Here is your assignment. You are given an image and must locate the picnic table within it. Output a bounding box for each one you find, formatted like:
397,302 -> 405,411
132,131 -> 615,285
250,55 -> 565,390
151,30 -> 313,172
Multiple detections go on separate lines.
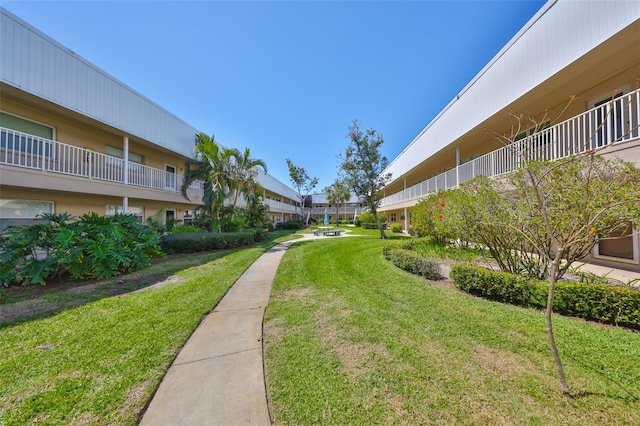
317,226 -> 341,236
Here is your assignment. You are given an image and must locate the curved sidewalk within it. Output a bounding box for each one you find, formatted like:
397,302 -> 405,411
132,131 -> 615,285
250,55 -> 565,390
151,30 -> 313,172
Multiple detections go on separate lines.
140,233 -> 343,425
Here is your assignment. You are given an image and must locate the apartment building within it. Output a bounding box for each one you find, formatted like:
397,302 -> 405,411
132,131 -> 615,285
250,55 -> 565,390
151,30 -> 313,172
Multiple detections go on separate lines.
305,194 -> 362,224
0,8 -> 299,230
378,0 -> 640,271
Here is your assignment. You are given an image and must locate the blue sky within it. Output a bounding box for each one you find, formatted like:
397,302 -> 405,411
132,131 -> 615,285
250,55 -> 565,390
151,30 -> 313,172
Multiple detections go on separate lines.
3,0 -> 545,192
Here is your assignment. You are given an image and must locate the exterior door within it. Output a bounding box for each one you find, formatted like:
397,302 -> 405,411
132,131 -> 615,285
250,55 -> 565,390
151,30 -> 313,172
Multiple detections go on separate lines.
165,164 -> 176,190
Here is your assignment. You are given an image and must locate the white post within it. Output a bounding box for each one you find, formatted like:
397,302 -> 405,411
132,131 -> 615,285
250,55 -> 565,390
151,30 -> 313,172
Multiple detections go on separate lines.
123,136 -> 129,185
456,146 -> 460,187
123,136 -> 129,213
404,207 -> 408,232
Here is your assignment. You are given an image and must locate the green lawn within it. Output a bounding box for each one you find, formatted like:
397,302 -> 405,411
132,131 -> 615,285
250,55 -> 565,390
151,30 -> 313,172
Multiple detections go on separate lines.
0,233 -> 297,425
264,236 -> 640,425
2,231 -> 639,425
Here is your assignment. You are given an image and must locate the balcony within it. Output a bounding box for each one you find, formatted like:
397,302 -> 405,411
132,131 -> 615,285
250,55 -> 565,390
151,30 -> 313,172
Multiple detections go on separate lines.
381,88 -> 640,208
0,128 -> 204,198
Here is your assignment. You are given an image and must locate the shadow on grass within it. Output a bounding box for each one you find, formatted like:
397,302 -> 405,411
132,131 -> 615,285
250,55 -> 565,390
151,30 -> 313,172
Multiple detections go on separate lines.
0,231 -> 295,327
570,389 -> 639,402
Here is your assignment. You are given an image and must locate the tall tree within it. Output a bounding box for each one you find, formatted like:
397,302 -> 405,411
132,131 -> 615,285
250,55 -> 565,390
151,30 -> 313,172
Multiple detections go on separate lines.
324,179 -> 351,225
286,159 -> 318,223
181,132 -> 235,232
229,147 -> 267,219
339,120 -> 392,239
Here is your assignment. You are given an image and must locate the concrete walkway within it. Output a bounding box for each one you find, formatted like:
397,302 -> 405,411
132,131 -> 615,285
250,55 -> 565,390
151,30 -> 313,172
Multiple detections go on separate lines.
140,233 -> 345,426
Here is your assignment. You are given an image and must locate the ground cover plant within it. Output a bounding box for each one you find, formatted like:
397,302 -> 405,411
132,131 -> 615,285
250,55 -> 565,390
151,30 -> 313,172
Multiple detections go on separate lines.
264,236 -> 640,425
0,232 -> 296,425
0,213 -> 162,286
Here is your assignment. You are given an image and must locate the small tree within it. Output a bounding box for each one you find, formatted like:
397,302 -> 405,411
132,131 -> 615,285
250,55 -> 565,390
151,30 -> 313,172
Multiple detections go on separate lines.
286,159 -> 318,224
339,120 -> 392,239
324,179 -> 351,224
485,96 -> 640,395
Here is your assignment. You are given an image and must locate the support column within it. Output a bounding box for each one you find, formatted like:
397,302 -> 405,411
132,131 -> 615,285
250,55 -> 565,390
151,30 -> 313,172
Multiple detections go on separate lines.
456,146 -> 460,187
123,136 -> 129,213
123,136 -> 129,185
404,207 -> 408,232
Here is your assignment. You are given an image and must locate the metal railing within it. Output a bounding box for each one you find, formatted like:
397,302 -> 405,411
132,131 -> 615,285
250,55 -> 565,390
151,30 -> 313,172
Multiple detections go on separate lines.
380,88 -> 640,207
0,127 -> 204,197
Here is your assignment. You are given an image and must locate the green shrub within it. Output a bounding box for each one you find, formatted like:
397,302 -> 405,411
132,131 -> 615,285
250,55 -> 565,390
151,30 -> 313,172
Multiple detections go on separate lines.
383,246 -> 441,280
450,264 -> 640,330
357,211 -> 387,226
244,227 -> 268,242
390,223 -> 403,233
361,222 -> 379,229
275,221 -> 305,230
0,213 -> 163,286
171,225 -> 206,234
159,232 -> 255,254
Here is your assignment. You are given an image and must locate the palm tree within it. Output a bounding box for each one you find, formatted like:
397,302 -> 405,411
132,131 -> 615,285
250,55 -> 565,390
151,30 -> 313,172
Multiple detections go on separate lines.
244,186 -> 271,228
229,147 -> 267,218
325,179 -> 351,225
181,133 -> 236,232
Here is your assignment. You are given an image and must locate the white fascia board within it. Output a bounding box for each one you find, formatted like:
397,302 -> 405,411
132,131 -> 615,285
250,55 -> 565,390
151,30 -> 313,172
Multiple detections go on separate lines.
257,170 -> 299,200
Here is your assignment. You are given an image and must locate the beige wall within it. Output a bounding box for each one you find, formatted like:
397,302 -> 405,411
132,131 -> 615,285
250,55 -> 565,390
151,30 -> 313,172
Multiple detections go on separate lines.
1,93 -> 192,173
1,187 -> 197,224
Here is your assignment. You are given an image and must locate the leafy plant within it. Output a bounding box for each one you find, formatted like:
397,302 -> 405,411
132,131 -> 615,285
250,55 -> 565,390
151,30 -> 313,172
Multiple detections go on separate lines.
0,213 -> 163,286
339,120 -> 392,239
451,263 -> 640,330
390,223 -> 403,233
357,211 -> 387,227
383,246 -> 442,280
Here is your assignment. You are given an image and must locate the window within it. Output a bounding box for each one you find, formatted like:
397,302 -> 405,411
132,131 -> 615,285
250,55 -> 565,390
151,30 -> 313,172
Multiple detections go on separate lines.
595,224 -> 637,261
105,205 -> 144,223
165,164 -> 176,190
390,213 -> 396,222
0,199 -> 53,231
184,209 -> 193,224
592,93 -> 624,148
0,112 -> 54,139
106,145 -> 143,164
514,121 -> 551,144
0,112 -> 54,157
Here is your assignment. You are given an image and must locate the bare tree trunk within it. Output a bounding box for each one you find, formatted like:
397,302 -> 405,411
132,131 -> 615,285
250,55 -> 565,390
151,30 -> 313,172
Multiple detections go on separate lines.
547,249 -> 571,395
372,209 -> 387,239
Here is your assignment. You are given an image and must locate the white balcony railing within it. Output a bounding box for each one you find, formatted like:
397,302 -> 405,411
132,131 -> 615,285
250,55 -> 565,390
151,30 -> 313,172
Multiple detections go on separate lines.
0,128 -> 204,197
381,88 -> 640,207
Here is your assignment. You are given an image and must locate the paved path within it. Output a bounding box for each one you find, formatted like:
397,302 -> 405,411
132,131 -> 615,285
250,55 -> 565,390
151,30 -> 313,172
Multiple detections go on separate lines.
140,232 -> 348,426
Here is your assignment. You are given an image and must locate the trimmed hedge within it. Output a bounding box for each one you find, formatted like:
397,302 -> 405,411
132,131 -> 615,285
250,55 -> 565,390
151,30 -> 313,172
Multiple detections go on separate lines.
450,263 -> 640,330
390,223 -> 403,233
160,232 -> 255,254
383,246 -> 442,280
275,221 -> 305,230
